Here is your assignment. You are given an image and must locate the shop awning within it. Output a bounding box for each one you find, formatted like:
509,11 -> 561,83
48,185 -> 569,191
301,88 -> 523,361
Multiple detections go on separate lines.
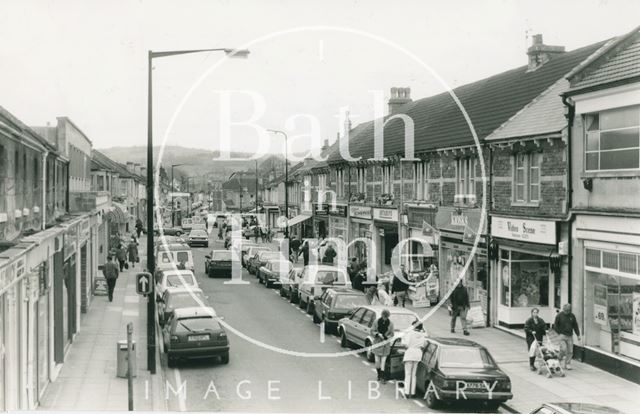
284,213 -> 312,228
105,202 -> 128,224
493,237 -> 556,256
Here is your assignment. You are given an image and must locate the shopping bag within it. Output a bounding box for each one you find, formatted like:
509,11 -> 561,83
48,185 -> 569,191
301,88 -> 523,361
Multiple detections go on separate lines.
124,262 -> 129,270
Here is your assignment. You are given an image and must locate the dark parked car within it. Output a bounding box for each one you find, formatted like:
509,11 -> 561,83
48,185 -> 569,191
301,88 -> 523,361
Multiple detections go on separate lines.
413,337 -> 512,410
247,250 -> 283,275
312,288 -> 368,333
187,229 -> 209,247
205,250 -> 234,278
155,226 -> 184,237
158,287 -> 207,326
257,259 -> 291,287
279,268 -> 302,302
162,307 -> 228,367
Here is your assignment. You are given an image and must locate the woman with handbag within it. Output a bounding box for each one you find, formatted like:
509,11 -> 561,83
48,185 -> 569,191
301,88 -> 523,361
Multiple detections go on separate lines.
524,307 -> 546,371
371,309 -> 394,383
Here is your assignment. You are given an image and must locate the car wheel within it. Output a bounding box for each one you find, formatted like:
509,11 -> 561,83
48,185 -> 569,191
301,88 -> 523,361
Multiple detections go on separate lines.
340,330 -> 350,348
306,300 -> 313,315
312,311 -> 321,324
323,319 -> 333,334
167,356 -> 177,368
299,296 -> 306,309
365,340 -> 374,362
220,352 -> 230,364
265,279 -> 271,288
176,231 -> 182,236
280,287 -> 286,297
425,384 -> 439,409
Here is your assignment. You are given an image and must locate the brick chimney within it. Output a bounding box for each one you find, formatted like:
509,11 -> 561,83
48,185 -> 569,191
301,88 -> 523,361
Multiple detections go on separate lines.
140,166 -> 147,176
322,138 -> 329,151
527,34 -> 565,71
126,162 -> 134,173
134,163 -> 141,175
388,87 -> 412,115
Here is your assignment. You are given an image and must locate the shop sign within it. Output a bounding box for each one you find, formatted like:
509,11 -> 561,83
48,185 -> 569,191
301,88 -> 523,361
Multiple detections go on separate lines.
594,284 -> 608,326
491,217 -> 556,245
407,206 -> 437,229
435,207 -> 486,235
350,206 -> 372,219
373,208 -> 398,222
94,275 -> 108,296
314,203 -> 329,216
328,204 -> 348,217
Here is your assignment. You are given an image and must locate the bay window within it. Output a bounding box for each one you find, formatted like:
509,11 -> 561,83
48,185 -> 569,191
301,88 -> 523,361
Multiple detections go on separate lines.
585,105 -> 640,171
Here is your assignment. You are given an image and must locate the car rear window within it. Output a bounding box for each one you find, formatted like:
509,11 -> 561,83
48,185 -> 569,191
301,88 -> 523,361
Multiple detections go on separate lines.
175,316 -> 219,332
314,270 -> 346,284
176,252 -> 190,263
212,251 -> 232,261
334,295 -> 368,309
166,274 -> 195,287
439,347 -> 495,369
389,313 -> 419,330
191,230 -> 207,237
168,292 -> 206,308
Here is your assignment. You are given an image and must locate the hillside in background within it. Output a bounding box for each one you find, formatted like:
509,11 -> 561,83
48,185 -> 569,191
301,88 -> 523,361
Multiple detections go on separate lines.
99,146 -> 283,180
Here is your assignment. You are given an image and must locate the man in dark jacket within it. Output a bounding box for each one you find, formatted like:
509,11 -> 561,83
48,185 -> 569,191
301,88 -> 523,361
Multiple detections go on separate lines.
450,281 -> 470,335
289,238 -> 302,263
323,244 -> 337,265
299,240 -> 310,266
553,303 -> 581,370
103,256 -> 120,302
391,264 -> 410,307
116,244 -> 127,271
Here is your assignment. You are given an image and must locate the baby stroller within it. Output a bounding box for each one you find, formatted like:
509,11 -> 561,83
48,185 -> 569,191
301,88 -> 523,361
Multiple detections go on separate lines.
531,329 -> 565,378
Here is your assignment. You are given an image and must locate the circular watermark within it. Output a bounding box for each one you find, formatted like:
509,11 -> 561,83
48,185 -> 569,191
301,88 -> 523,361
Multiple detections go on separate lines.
153,25 -> 487,359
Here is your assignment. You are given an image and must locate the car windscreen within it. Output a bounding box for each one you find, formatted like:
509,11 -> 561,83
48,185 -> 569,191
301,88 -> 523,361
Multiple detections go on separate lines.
314,270 -> 346,284
389,313 -> 419,331
168,292 -> 206,308
190,230 -> 207,237
175,251 -> 190,264
175,316 -> 218,333
334,295 -> 368,309
438,347 -> 495,369
166,274 -> 195,287
212,251 -> 232,261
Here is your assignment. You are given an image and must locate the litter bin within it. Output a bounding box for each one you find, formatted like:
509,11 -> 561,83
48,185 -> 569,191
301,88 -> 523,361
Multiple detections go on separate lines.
116,340 -> 137,378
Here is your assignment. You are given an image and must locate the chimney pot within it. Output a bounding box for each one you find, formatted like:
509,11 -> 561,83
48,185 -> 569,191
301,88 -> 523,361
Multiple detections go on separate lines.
388,86 -> 413,115
527,33 -> 565,71
532,34 -> 543,45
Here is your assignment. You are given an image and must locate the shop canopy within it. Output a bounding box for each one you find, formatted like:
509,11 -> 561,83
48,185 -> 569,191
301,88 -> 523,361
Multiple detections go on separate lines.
283,213 -> 312,228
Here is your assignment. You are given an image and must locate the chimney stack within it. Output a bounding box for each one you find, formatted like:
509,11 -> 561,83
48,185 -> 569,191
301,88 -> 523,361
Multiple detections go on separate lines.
126,162 -> 134,172
322,138 -> 329,151
134,163 -> 141,175
527,34 -> 565,71
140,166 -> 147,176
388,87 -> 412,115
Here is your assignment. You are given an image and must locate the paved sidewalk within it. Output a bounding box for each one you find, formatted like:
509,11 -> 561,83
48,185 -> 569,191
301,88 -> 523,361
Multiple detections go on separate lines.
39,237 -> 166,411
404,302 -> 640,414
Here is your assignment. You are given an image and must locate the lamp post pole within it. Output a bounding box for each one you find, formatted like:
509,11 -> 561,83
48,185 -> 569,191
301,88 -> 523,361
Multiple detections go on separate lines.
267,130 -> 288,239
146,47 -> 249,374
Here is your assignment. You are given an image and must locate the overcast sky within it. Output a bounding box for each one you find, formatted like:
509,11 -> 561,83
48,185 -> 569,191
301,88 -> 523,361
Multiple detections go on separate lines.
1,0 -> 638,157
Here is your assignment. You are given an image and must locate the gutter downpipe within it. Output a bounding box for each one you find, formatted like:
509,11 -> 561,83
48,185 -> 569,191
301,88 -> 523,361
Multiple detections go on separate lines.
562,94 -> 576,307
42,151 -> 48,230
486,143 -> 493,327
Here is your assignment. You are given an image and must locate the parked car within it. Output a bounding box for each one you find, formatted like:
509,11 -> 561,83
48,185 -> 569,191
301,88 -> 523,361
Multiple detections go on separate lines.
162,307 -> 228,367
158,287 -> 208,326
247,250 -> 283,275
181,218 -> 193,233
257,259 -> 292,287
297,265 -> 351,314
312,288 -> 368,332
154,269 -> 199,301
338,305 -> 421,361
243,246 -> 269,268
205,250 -> 235,278
242,225 -> 257,239
191,223 -> 207,231
155,226 -> 184,236
279,267 -> 302,302
187,229 -> 209,247
413,337 -> 512,409
527,403 -> 625,414
155,243 -> 194,272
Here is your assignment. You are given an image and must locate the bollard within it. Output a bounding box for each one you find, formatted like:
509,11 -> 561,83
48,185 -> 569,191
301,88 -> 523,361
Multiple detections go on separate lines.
127,322 -> 134,411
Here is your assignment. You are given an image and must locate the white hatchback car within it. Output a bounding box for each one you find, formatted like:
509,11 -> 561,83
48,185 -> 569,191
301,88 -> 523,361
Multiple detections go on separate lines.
297,265 -> 351,314
154,269 -> 199,301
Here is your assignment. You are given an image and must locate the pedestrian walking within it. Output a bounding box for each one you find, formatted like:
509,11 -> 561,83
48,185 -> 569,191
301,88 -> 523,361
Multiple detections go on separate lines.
289,238 -> 302,263
553,303 -> 581,370
377,283 -> 394,306
127,237 -> 139,268
450,281 -> 470,335
353,269 -> 365,292
102,256 -> 119,302
116,243 -> 127,271
392,264 -> 410,307
524,307 -> 547,371
254,226 -> 260,243
401,328 -> 427,397
299,240 -> 310,266
322,243 -> 337,265
372,309 -> 394,383
135,218 -> 143,238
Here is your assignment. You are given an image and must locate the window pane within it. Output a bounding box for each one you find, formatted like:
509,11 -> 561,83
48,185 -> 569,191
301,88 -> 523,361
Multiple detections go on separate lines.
586,152 -> 599,171
516,169 -> 524,184
586,131 -> 600,151
530,184 -> 539,202
586,114 -> 599,131
516,184 -> 524,201
585,249 -> 601,267
602,251 -> 618,270
600,128 -> 639,150
600,149 -> 639,170
600,105 -> 639,130
619,253 -> 637,274
530,168 -> 539,184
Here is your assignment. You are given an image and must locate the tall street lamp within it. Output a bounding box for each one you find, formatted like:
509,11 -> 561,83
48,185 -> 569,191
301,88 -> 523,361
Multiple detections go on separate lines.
266,129 -> 288,239
147,47 -> 249,374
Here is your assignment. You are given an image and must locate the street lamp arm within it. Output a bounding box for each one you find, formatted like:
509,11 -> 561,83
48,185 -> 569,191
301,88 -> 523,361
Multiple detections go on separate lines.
151,48 -> 249,59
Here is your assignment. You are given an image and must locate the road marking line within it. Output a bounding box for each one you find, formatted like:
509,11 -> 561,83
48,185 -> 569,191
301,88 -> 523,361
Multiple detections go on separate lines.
173,368 -> 187,412
361,360 -> 370,366
413,400 -> 425,408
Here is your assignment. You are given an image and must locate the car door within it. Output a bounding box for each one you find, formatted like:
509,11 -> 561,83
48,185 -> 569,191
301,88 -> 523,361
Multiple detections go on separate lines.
316,290 -> 331,320
298,268 -> 311,301
344,308 -> 366,343
416,342 -> 438,393
353,310 -> 375,346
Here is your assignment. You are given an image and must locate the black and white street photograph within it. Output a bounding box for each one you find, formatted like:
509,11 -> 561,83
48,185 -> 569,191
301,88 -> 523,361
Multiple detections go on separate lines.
1,1 -> 640,413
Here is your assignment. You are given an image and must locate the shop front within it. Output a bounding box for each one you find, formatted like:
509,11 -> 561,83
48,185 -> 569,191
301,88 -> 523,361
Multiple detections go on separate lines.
436,207 -> 488,318
313,203 -> 329,239
405,204 -> 439,269
328,204 -> 348,240
491,216 -> 560,329
574,214 -> 640,384
373,207 -> 399,273
263,205 -> 280,230
349,205 -> 373,264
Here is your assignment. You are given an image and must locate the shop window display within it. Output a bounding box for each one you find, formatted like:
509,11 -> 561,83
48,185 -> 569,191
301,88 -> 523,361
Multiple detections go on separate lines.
499,249 -> 549,307
441,244 -> 487,306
